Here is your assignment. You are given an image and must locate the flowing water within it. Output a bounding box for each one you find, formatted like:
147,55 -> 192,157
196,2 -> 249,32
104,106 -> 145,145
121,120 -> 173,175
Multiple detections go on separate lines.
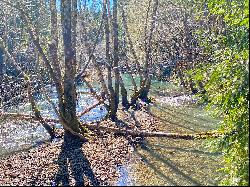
115,76 -> 223,186
0,74 -> 223,185
0,85 -> 107,156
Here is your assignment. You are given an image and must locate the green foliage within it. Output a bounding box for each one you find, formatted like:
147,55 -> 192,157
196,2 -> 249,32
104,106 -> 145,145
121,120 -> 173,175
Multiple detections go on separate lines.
191,0 -> 249,185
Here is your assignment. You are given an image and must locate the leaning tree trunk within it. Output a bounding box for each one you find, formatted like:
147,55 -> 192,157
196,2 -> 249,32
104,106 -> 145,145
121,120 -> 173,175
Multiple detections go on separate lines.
183,11 -> 198,94
120,3 -> 140,92
49,0 -> 65,118
139,78 -> 151,102
140,0 -> 158,102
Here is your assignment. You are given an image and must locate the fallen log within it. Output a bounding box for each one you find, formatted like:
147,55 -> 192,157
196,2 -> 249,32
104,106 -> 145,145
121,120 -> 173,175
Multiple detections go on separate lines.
83,123 -> 223,140
0,112 -> 224,140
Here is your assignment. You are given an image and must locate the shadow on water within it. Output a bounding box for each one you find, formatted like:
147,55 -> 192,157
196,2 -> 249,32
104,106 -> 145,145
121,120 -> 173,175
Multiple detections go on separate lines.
53,132 -> 100,186
157,105 -> 219,124
135,150 -> 179,186
152,106 -> 206,129
147,143 -> 221,157
148,103 -> 220,132
147,109 -> 198,133
138,145 -> 202,186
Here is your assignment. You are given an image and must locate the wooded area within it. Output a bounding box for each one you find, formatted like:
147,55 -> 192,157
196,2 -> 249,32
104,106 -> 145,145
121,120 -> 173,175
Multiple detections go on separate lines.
0,0 -> 248,186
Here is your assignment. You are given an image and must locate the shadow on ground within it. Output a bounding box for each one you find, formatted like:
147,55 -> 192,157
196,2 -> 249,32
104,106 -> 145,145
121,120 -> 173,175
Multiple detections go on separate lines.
53,132 -> 100,186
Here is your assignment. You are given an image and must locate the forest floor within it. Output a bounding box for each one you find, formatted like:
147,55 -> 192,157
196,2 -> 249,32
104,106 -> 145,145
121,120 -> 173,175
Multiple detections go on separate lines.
0,97 -> 224,186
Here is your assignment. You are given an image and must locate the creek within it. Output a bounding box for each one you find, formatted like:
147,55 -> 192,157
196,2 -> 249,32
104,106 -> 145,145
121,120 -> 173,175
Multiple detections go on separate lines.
0,74 -> 223,185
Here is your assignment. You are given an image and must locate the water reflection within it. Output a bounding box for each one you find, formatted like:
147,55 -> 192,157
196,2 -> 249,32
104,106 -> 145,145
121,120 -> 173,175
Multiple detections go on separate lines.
128,101 -> 222,186
116,165 -> 134,186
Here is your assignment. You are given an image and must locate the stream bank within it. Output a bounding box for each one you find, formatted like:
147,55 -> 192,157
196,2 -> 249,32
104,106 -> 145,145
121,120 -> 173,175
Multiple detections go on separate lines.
0,78 -> 224,185
0,108 -> 157,185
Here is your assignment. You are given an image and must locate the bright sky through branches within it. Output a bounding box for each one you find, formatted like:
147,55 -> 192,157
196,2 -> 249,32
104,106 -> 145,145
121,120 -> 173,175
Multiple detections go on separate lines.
55,0 -> 109,12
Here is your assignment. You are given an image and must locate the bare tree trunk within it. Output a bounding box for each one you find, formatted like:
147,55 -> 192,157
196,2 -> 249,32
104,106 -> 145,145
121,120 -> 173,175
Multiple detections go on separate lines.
0,14 -> 7,78
61,0 -> 80,133
183,12 -> 198,94
103,0 -> 116,120
119,74 -> 129,109
140,0 -> 158,101
176,66 -> 187,89
139,78 -> 151,101
27,80 -> 55,139
103,0 -> 113,93
130,0 -> 159,105
0,48 -> 4,78
78,7 -> 110,99
112,0 -> 120,119
72,0 -> 77,58
92,55 -> 109,97
49,0 -> 64,115
120,3 -> 141,91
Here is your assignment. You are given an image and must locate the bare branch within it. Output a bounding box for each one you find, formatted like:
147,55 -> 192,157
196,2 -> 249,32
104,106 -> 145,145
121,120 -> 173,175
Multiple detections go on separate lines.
77,100 -> 104,117
75,14 -> 104,81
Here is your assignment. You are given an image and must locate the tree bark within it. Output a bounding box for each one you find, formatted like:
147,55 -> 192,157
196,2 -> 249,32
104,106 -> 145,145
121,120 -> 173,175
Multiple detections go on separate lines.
49,0 -> 64,114
103,0 -> 116,120
0,48 -> 4,78
136,0 -> 159,103
143,0 -> 158,79
183,12 -> 198,94
92,55 -> 110,98
120,3 -> 141,90
119,74 -> 129,109
27,80 -> 55,139
61,0 -> 80,133
112,0 -> 120,119
139,78 -> 151,102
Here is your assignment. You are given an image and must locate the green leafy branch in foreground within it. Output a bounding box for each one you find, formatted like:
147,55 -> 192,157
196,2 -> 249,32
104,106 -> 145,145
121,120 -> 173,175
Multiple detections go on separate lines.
191,0 -> 249,185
